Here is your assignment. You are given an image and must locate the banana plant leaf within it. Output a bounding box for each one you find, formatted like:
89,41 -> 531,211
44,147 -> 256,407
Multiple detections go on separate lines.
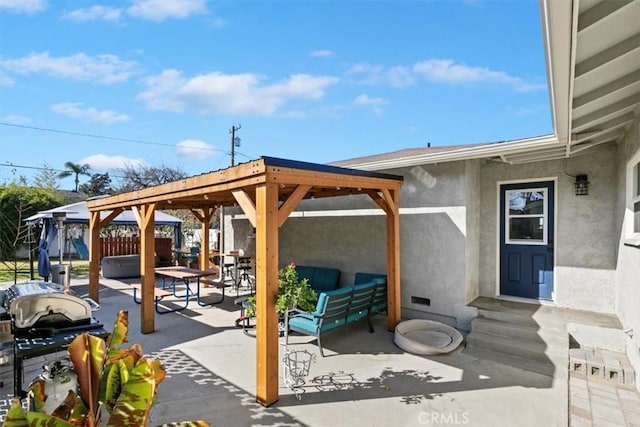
4,399 -> 29,427
157,422 -> 211,427
106,357 -> 160,427
67,333 -> 106,420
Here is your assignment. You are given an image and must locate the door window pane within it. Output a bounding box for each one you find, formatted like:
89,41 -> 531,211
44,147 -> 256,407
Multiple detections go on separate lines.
506,187 -> 547,244
509,191 -> 545,214
509,217 -> 544,241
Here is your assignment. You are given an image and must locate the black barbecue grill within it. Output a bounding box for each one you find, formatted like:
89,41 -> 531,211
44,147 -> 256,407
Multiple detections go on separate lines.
2,281 -> 101,337
0,281 -> 107,398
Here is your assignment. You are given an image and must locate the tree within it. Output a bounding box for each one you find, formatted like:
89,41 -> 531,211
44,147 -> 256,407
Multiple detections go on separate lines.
113,163 -> 187,192
112,164 -> 212,248
33,162 -> 60,190
79,172 -> 114,197
58,161 -> 91,192
0,185 -> 60,281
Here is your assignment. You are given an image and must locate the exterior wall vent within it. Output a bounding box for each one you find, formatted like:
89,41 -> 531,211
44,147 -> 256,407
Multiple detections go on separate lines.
411,296 -> 431,306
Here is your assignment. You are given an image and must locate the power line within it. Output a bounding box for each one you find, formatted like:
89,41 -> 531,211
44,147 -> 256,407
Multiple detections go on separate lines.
0,122 -> 226,153
0,161 -> 127,179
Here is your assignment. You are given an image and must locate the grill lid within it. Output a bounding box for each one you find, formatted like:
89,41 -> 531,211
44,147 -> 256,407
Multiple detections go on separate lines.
5,282 -> 93,330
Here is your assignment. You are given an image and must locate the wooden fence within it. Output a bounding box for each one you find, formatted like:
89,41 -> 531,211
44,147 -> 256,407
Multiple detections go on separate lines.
99,237 -> 173,265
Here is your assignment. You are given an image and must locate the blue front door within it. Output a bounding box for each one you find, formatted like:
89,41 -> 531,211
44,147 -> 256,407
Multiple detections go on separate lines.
499,181 -> 554,300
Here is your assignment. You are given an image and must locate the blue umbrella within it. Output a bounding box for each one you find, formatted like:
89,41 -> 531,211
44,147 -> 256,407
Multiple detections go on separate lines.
37,226 -> 51,279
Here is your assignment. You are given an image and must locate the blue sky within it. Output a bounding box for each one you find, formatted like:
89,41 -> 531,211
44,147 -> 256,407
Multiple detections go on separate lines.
0,0 -> 552,190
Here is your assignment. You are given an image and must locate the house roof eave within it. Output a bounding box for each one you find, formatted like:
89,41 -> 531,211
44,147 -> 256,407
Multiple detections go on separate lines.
539,0 -> 575,146
339,134 -> 560,171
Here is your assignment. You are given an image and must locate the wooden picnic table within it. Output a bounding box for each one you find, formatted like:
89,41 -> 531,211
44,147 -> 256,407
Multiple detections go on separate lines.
136,266 -> 228,313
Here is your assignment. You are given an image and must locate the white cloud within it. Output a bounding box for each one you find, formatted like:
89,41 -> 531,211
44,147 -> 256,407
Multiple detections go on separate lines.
127,0 -> 207,22
0,52 -> 138,84
346,62 -> 414,87
345,58 -> 543,92
51,102 -> 130,125
138,69 -> 339,116
0,0 -> 46,14
387,66 -> 415,88
0,71 -> 14,86
2,115 -> 32,125
62,6 -> 122,22
310,50 -> 334,58
353,94 -> 385,116
346,62 -> 383,76
176,139 -> 215,159
80,154 -> 147,172
413,59 -> 545,91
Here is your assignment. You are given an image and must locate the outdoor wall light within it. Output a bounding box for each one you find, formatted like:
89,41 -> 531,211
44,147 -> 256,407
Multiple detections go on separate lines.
575,174 -> 589,196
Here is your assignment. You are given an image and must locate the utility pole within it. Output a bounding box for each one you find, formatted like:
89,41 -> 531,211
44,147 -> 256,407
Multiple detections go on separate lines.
230,124 -> 241,166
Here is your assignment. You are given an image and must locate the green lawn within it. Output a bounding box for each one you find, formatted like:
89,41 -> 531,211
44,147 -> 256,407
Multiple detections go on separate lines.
0,260 -> 90,283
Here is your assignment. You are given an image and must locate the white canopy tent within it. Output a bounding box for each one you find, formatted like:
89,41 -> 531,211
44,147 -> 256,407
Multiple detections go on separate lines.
25,200 -> 183,264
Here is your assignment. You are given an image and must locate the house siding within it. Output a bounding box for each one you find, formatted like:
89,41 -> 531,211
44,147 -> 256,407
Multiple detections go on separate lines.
615,116 -> 640,389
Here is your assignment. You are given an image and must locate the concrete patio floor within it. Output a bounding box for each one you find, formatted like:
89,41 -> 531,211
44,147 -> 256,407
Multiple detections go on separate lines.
3,276 -> 569,426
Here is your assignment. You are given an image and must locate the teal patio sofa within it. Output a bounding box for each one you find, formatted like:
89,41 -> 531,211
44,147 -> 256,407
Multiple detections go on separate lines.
285,273 -> 388,356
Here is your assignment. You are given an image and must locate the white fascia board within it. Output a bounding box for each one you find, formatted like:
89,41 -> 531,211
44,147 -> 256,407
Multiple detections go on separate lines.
347,134 -> 560,171
539,0 -> 575,145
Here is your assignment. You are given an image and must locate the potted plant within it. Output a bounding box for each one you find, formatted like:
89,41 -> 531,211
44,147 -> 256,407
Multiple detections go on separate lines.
245,263 -> 317,318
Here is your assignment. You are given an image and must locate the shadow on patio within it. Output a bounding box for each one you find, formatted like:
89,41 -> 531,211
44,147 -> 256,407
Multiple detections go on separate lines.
2,278 -> 565,426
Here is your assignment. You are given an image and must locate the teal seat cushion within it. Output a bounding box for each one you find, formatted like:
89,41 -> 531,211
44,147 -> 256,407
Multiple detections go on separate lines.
289,315 -> 318,335
324,286 -> 352,298
319,317 -> 346,332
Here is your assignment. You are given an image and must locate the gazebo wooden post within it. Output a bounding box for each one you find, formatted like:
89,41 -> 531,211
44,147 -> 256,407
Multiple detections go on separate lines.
138,204 -> 156,334
88,211 -> 102,303
255,182 -> 280,406
385,188 -> 401,330
191,208 -> 215,271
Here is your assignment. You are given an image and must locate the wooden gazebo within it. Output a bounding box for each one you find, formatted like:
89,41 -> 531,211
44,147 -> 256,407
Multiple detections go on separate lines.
86,156 -> 403,406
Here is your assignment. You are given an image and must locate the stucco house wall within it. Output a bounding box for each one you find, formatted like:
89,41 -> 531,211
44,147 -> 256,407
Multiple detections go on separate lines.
225,140 -> 628,335
478,146 -> 619,314
614,116 -> 640,385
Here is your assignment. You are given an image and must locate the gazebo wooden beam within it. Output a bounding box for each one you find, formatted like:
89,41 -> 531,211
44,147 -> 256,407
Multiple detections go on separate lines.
138,203 -> 156,334
232,190 -> 257,228
255,182 -> 280,406
88,207 -> 125,302
384,189 -> 401,331
277,185 -> 311,228
196,208 -> 216,271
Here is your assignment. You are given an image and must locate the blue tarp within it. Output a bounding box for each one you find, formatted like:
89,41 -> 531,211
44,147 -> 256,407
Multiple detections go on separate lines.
37,225 -> 56,279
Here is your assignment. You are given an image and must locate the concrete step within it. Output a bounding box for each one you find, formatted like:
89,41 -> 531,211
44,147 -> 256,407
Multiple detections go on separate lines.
463,345 -> 561,378
469,296 -> 621,329
471,317 -> 567,346
474,306 -> 567,330
465,330 -> 567,366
